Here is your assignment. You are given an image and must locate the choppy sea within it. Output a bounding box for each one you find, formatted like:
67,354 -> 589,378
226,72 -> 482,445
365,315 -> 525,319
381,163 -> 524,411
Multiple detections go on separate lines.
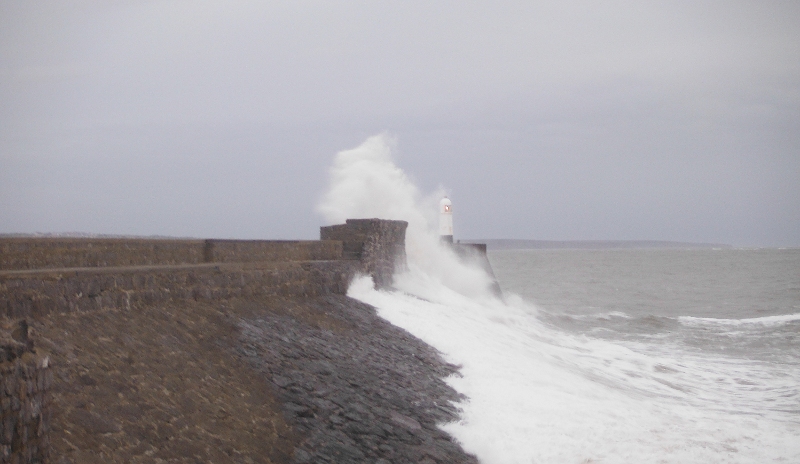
349,247 -> 800,464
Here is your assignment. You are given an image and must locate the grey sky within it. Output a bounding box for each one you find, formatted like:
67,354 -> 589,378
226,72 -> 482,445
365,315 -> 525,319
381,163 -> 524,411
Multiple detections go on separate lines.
1,1 -> 798,246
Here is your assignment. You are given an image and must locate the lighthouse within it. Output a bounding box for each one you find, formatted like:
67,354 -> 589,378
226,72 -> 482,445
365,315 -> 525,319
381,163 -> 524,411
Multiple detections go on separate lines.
439,197 -> 453,243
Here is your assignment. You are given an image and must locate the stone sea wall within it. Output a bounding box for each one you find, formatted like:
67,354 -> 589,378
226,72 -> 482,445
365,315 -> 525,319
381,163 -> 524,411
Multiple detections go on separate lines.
0,320 -> 52,464
0,238 -> 342,271
320,219 -> 408,289
0,220 -> 409,320
0,261 -> 357,320
0,219 -> 485,463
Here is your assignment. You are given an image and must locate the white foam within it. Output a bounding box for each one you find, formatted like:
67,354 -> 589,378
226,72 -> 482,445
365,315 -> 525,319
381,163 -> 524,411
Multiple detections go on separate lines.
680,313 -> 800,327
322,135 -> 800,463
566,310 -> 631,320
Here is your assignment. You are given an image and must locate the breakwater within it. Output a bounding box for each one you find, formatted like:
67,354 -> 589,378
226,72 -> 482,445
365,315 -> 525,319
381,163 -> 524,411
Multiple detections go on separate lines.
0,219 -> 483,463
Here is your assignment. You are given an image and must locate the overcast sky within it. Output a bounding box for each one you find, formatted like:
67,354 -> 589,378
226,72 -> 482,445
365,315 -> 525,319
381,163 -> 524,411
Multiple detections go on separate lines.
1,1 -> 798,246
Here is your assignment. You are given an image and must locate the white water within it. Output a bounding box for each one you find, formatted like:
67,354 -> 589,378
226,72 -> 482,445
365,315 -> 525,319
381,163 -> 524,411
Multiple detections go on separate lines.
317,134 -> 496,298
680,313 -> 800,326
319,135 -> 800,463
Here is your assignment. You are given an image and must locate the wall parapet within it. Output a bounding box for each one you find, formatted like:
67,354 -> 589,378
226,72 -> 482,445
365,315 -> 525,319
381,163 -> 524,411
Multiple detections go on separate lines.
0,238 -> 342,271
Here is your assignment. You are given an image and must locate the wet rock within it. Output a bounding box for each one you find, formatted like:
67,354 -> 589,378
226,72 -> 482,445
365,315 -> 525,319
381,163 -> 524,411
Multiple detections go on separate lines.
390,411 -> 422,431
236,295 -> 478,463
68,409 -> 121,435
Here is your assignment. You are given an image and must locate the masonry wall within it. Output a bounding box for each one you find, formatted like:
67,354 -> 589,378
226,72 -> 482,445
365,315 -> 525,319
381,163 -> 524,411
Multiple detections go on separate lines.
320,219 -> 408,289
0,238 -> 342,271
0,261 -> 357,320
0,239 -> 205,271
205,240 -> 342,264
0,220 -> 413,462
0,220 -> 412,319
0,321 -> 51,464
0,221 -> 476,462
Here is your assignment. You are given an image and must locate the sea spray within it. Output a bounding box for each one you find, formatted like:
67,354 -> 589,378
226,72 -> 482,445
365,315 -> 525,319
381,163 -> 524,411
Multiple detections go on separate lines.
320,135 -> 800,463
317,133 -> 495,298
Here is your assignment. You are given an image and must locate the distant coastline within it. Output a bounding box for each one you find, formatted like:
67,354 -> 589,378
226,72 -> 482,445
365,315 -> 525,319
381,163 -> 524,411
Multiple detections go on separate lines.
463,239 -> 733,250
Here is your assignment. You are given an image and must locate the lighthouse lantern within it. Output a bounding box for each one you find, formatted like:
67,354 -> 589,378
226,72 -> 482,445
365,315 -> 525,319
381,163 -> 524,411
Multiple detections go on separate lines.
439,197 -> 454,243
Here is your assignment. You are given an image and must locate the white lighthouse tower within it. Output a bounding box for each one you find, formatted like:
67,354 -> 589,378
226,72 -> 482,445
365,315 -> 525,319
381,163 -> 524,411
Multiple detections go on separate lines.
439,197 -> 453,243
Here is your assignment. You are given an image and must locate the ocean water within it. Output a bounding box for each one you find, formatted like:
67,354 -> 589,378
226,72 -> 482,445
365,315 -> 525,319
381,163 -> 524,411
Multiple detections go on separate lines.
349,248 -> 800,464
490,248 -> 800,365
320,135 -> 800,463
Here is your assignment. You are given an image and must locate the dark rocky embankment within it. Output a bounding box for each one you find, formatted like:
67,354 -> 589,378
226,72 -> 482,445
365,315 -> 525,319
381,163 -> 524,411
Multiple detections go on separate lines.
237,296 -> 474,463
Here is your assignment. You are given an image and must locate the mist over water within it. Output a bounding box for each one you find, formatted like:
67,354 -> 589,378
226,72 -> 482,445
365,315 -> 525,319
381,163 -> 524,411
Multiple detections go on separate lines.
319,136 -> 800,463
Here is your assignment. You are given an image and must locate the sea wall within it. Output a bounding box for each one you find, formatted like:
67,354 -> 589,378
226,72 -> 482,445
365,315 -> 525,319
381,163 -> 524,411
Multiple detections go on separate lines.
0,261 -> 357,320
205,239 -> 342,264
0,227 -> 407,320
0,220 -> 481,463
320,219 -> 408,288
0,320 -> 51,464
0,238 -> 342,271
